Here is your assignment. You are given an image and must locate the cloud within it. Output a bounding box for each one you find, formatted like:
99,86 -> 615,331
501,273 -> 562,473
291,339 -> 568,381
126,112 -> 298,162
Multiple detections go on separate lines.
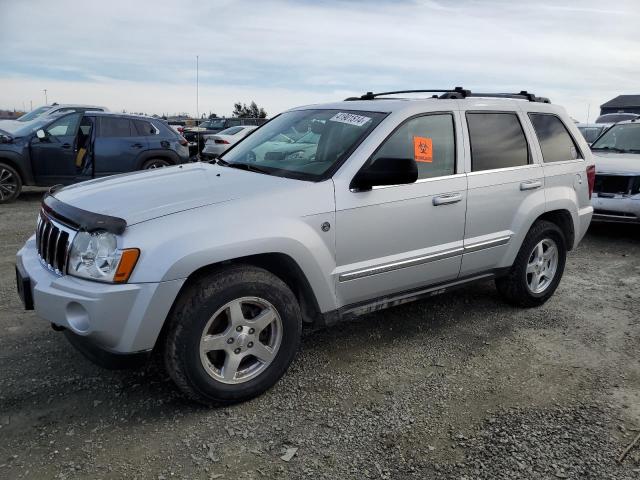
1,0 -> 639,120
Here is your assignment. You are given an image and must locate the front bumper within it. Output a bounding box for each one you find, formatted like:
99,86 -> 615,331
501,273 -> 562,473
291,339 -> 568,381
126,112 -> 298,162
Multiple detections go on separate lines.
16,236 -> 185,354
591,195 -> 640,223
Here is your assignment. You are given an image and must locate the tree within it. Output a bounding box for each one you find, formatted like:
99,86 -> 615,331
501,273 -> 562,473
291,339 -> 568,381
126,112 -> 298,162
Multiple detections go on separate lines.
232,101 -> 267,119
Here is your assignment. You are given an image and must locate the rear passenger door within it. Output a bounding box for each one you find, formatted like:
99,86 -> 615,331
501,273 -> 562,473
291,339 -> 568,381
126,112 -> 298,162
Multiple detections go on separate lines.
460,110 -> 545,277
334,112 -> 467,306
93,117 -> 149,176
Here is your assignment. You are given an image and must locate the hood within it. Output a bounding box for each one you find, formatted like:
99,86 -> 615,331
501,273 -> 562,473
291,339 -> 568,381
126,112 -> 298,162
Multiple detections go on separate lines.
592,151 -> 640,175
52,162 -> 298,226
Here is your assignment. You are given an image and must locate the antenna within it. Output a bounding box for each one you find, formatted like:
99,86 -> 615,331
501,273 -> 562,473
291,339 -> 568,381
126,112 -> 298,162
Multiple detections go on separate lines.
196,56 -> 199,159
43,89 -> 48,104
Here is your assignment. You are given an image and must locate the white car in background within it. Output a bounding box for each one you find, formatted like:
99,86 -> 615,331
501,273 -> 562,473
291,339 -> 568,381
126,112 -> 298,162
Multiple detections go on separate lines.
201,125 -> 258,160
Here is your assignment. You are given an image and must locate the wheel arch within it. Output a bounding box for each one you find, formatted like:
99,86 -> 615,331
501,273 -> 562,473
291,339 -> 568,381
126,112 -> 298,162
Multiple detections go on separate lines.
537,209 -> 575,251
0,154 -> 32,185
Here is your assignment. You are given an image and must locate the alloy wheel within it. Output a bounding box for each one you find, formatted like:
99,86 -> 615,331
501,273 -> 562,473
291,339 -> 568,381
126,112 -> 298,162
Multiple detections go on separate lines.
199,297 -> 283,384
526,238 -> 558,294
0,167 -> 17,201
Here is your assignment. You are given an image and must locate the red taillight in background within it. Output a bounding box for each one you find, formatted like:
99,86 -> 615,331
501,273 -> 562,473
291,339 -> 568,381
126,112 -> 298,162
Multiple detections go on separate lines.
178,127 -> 184,134
586,164 -> 596,199
179,137 -> 188,147
215,139 -> 229,144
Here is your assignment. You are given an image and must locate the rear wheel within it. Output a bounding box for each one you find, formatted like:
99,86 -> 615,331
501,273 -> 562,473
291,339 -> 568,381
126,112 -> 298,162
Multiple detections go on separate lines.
0,162 -> 22,203
496,220 -> 566,307
163,265 -> 302,406
142,158 -> 171,169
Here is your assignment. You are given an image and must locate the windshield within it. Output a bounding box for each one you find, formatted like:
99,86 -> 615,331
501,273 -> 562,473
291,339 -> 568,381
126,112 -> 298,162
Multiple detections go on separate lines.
221,109 -> 386,181
16,106 -> 51,122
591,123 -> 640,153
199,119 -> 225,129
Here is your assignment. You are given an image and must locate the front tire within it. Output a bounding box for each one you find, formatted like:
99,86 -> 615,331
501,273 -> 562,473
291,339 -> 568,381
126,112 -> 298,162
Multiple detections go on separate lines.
496,220 -> 567,307
0,162 -> 22,203
163,265 -> 302,406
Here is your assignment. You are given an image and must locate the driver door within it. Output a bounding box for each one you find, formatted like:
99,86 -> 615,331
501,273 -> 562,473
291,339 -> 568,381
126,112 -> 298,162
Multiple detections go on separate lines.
30,112 -> 82,185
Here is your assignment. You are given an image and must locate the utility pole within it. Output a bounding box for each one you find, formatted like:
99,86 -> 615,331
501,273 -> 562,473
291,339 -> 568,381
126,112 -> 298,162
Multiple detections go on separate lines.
196,55 -> 200,158
43,89 -> 48,104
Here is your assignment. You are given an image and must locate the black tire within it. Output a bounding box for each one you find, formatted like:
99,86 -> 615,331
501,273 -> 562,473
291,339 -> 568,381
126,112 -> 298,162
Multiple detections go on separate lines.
142,158 -> 171,169
495,220 -> 567,308
163,265 -> 302,406
0,162 -> 22,203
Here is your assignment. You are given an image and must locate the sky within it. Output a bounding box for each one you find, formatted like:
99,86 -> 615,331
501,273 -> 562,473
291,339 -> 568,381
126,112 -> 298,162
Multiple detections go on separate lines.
1,0 -> 639,122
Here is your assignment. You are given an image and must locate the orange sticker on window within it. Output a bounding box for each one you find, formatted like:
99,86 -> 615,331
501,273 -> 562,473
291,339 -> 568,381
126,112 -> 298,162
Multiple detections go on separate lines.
413,136 -> 433,162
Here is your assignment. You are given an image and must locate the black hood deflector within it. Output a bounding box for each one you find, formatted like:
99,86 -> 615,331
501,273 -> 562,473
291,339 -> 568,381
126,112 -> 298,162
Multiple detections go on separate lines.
43,190 -> 127,234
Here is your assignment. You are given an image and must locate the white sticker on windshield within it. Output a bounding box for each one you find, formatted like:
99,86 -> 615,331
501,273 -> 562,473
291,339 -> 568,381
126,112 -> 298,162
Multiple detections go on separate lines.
329,112 -> 371,127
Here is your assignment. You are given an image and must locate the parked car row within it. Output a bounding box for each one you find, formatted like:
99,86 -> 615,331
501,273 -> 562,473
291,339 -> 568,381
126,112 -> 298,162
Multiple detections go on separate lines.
0,111 -> 189,202
182,117 -> 268,156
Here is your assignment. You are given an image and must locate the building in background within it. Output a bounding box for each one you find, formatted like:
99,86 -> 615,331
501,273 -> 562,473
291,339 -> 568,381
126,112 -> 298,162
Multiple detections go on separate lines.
600,95 -> 640,116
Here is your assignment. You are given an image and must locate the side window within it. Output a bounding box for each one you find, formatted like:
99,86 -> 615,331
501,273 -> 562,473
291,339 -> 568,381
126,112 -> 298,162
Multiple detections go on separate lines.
45,113 -> 82,137
467,112 -> 529,171
99,117 -> 132,137
529,113 -> 582,162
371,113 -> 456,180
133,120 -> 156,136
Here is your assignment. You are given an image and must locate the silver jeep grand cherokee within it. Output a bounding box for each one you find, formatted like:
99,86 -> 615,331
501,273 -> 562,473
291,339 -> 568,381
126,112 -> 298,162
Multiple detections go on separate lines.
16,88 -> 594,405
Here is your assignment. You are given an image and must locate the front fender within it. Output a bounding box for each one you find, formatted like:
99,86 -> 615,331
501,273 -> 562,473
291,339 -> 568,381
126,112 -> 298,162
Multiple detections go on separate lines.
122,198 -> 338,313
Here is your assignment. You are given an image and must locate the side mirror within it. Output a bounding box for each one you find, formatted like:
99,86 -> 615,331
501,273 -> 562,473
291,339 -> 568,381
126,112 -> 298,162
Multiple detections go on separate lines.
350,157 -> 418,191
0,135 -> 11,144
36,129 -> 46,140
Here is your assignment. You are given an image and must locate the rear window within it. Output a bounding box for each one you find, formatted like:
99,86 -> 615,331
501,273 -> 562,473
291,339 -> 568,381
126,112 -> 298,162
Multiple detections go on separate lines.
133,119 -> 156,136
467,112 -> 529,171
529,114 -> 581,162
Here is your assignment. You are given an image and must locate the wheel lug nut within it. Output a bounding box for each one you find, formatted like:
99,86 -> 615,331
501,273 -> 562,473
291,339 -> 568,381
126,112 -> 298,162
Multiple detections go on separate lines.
248,328 -> 255,334
227,338 -> 234,344
236,326 -> 242,332
234,348 -> 241,354
248,342 -> 253,348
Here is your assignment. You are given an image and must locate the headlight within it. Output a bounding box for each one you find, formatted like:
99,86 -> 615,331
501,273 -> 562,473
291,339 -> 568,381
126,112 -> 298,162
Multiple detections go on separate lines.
68,231 -> 139,283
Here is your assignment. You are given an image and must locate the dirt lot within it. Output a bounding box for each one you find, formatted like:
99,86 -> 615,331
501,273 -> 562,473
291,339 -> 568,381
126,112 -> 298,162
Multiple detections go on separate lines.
1,189 -> 639,480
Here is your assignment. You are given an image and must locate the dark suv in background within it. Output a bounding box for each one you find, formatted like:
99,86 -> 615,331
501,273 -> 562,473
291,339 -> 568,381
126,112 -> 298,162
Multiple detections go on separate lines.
0,112 -> 189,203
183,117 -> 267,155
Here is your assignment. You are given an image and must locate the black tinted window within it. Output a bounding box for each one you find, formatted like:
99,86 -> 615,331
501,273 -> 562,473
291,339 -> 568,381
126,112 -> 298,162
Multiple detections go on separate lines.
372,114 -> 456,180
133,120 -> 155,136
529,114 -> 581,162
100,117 -> 132,137
467,113 -> 529,171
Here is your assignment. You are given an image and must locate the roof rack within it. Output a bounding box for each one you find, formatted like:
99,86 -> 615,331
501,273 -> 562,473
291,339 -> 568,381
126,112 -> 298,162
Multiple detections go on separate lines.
345,87 -> 550,103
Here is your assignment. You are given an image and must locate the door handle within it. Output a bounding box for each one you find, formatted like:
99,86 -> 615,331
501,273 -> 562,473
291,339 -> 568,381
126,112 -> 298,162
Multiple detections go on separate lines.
61,143 -> 72,149
520,180 -> 542,191
131,143 -> 144,148
433,192 -> 462,206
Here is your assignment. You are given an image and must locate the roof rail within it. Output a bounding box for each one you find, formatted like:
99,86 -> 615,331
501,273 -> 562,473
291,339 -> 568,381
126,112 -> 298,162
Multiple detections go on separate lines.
345,87 -> 550,103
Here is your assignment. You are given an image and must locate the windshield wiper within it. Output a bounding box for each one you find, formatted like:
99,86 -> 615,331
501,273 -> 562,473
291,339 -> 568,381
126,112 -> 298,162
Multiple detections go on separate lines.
591,146 -> 627,153
217,159 -> 271,175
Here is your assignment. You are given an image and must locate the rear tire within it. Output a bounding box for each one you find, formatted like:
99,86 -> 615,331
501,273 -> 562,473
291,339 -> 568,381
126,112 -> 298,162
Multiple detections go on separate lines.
163,265 -> 302,406
142,158 -> 171,169
495,220 -> 566,307
0,162 -> 22,203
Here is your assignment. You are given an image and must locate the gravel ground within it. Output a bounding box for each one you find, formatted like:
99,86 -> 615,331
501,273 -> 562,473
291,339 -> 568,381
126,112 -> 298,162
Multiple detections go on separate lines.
1,189 -> 639,479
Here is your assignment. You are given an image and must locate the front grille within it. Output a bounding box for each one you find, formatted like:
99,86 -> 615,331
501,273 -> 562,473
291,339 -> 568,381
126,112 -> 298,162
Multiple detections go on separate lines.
35,212 -> 75,274
594,175 -> 640,195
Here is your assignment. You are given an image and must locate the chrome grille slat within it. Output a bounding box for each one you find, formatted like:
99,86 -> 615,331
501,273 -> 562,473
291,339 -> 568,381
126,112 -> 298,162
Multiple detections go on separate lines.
35,210 -> 77,275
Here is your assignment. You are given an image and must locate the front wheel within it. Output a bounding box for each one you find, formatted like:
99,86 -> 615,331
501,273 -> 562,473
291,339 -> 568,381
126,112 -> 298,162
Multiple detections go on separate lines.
496,220 -> 567,307
0,162 -> 22,203
163,265 -> 302,406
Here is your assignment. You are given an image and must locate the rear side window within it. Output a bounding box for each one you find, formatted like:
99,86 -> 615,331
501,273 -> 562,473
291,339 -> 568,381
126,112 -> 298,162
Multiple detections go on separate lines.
99,117 -> 132,137
133,120 -> 156,136
529,114 -> 581,162
467,112 -> 529,171
371,113 -> 456,180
